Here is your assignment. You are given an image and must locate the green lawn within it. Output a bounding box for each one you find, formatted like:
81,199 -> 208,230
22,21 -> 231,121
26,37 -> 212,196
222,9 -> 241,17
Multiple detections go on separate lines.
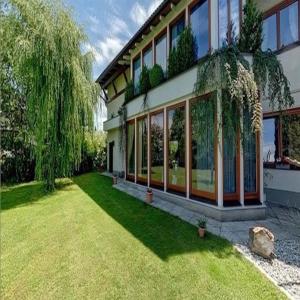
1,172 -> 285,299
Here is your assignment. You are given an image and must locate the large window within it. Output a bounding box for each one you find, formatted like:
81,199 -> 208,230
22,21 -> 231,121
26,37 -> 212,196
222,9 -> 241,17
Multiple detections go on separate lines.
190,95 -> 216,200
133,56 -> 141,95
137,117 -> 148,183
262,1 -> 299,51
263,113 -> 300,170
155,33 -> 167,72
190,0 -> 209,59
168,104 -> 186,193
143,46 -> 153,69
150,111 -> 164,187
218,0 -> 241,46
262,15 -> 277,51
170,16 -> 185,49
126,121 -> 135,180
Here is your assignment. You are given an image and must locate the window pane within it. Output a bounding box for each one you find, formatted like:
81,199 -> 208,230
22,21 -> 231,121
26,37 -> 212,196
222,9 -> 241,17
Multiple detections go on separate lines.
155,34 -> 167,72
263,118 -> 279,163
143,47 -> 153,69
168,106 -> 185,190
223,104 -> 238,194
243,110 -> 257,193
191,97 -> 216,195
280,2 -> 299,47
190,0 -> 209,58
219,0 -> 228,46
137,117 -> 148,180
170,17 -> 185,49
127,122 -> 135,177
231,0 -> 240,38
262,15 -> 277,51
133,56 -> 141,94
282,114 -> 300,163
151,112 -> 164,184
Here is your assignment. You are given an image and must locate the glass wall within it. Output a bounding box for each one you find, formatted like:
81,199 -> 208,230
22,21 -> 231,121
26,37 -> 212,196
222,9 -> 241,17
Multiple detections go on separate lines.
191,96 -> 216,199
262,15 -> 277,51
143,46 -> 153,69
168,105 -> 186,193
219,0 -> 228,46
150,112 -> 164,187
243,110 -> 257,194
170,16 -> 185,49
155,34 -> 167,73
190,0 -> 209,59
133,56 -> 141,94
127,121 -> 135,180
137,117 -> 148,182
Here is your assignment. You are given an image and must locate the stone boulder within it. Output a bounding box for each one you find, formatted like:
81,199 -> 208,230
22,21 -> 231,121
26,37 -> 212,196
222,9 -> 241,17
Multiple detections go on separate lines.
249,227 -> 275,259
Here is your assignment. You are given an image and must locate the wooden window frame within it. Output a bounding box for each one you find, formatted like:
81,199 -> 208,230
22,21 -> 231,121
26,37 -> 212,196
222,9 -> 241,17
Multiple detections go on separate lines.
189,93 -> 218,201
126,119 -> 136,182
149,109 -> 165,188
166,101 -> 187,195
136,115 -> 148,184
263,0 -> 300,51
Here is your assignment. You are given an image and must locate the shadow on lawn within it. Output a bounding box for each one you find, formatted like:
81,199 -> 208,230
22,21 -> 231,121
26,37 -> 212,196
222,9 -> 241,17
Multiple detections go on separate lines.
73,172 -> 239,261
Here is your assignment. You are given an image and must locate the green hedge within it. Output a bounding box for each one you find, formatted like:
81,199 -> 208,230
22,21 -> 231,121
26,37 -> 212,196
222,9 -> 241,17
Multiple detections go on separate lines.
149,64 -> 164,88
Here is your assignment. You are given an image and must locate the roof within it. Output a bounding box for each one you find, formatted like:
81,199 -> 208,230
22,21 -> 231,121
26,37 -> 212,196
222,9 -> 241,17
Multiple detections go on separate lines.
96,0 -> 181,87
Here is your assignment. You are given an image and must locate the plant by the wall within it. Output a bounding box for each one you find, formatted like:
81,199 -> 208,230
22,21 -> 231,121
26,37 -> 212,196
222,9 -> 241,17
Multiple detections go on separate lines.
124,80 -> 134,104
149,64 -> 164,88
139,66 -> 150,94
167,47 -> 179,78
238,0 -> 263,53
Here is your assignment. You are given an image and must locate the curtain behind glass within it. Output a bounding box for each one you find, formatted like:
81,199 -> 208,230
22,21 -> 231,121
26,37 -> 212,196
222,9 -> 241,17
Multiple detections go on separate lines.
137,118 -> 148,179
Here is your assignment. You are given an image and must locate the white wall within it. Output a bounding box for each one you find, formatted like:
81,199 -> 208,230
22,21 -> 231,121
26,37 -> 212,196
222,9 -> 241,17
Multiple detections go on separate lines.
107,128 -> 124,173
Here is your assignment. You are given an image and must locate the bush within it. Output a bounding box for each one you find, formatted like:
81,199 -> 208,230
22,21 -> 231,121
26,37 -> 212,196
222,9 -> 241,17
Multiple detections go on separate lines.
149,64 -> 164,88
139,66 -> 151,94
124,80 -> 134,103
167,47 -> 179,78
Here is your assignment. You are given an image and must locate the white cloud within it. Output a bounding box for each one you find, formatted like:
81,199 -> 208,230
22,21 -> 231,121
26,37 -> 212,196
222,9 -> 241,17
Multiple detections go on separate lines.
109,16 -> 132,37
130,0 -> 163,26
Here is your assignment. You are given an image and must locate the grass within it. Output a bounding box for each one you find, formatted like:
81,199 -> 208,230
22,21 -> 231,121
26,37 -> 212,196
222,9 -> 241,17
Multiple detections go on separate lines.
1,172 -> 285,299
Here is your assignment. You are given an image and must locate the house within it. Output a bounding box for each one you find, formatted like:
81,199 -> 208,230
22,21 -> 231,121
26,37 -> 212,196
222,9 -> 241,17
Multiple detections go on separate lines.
96,0 -> 300,220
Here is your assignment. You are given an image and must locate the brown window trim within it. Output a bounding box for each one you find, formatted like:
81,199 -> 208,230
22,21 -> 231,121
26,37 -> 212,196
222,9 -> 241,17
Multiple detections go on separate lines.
126,119 -> 135,182
149,109 -> 165,188
189,93 -> 217,201
166,101 -> 187,195
263,0 -> 300,51
136,115 -> 148,184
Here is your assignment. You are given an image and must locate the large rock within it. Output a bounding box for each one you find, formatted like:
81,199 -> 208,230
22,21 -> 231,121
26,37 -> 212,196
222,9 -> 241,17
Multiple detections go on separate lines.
249,226 -> 275,259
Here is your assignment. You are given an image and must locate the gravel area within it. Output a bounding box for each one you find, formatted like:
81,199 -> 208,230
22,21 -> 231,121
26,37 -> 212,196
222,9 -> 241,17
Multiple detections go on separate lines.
237,239 -> 300,299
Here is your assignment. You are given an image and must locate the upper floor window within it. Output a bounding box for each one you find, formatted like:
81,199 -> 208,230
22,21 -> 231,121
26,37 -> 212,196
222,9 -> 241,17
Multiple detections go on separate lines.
143,46 -> 153,69
170,16 -> 185,49
155,33 -> 167,72
218,0 -> 241,47
262,1 -> 299,51
133,55 -> 141,94
190,0 -> 209,59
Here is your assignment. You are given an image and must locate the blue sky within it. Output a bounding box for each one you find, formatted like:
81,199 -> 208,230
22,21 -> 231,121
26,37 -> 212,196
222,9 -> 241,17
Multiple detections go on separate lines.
64,0 -> 163,80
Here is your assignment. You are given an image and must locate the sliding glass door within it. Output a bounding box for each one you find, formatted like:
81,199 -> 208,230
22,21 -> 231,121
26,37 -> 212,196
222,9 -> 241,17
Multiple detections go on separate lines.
150,111 -> 164,188
137,116 -> 148,183
167,104 -> 186,194
126,121 -> 135,181
190,95 -> 216,200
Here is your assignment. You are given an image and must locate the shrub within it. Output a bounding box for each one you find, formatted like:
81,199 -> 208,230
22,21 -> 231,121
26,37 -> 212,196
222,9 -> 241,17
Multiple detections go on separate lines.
139,66 -> 151,94
124,80 -> 134,103
167,47 -> 179,78
149,64 -> 164,88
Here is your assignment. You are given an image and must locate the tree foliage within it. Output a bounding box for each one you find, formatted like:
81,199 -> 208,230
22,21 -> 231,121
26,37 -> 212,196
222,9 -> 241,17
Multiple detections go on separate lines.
149,64 -> 164,88
1,0 -> 98,190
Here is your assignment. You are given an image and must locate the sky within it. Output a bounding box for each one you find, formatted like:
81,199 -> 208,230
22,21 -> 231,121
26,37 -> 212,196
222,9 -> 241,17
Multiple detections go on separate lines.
64,0 -> 163,80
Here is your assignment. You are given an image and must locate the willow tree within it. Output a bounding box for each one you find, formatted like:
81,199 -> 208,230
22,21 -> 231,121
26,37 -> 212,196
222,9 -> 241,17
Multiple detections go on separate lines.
1,0 -> 98,190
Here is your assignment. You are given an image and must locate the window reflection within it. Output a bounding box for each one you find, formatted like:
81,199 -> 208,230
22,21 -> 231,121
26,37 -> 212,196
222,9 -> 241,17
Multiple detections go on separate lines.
143,47 -> 153,69
191,96 -> 216,197
133,56 -> 141,94
219,0 -> 228,46
127,122 -> 135,179
190,0 -> 209,59
280,1 -> 299,47
263,118 -> 278,163
168,105 -> 186,192
231,0 -> 240,38
137,117 -> 148,182
170,17 -> 185,49
151,112 -> 164,186
155,34 -> 167,72
262,15 -> 277,51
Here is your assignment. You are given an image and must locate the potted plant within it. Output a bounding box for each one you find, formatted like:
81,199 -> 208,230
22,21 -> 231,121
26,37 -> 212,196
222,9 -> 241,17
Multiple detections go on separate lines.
197,217 -> 207,238
146,188 -> 153,203
112,173 -> 117,185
